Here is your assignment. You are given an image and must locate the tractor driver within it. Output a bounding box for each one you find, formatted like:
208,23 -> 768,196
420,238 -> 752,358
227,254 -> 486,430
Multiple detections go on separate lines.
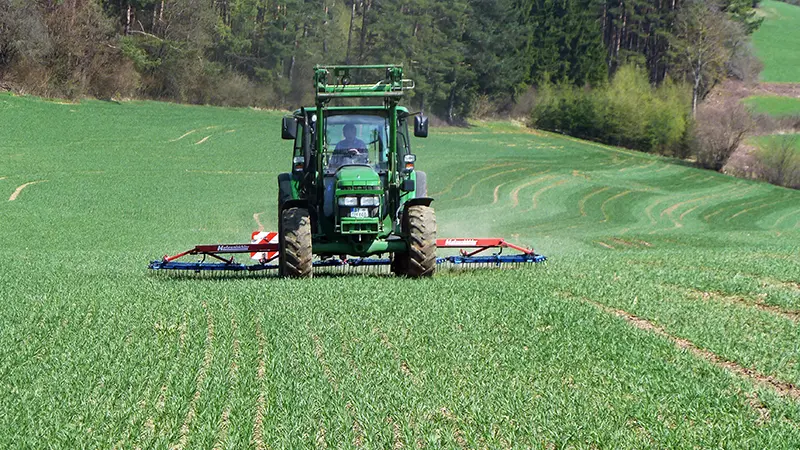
330,123 -> 368,167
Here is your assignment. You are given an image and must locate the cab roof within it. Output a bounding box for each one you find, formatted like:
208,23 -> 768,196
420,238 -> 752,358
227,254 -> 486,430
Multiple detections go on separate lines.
292,105 -> 410,115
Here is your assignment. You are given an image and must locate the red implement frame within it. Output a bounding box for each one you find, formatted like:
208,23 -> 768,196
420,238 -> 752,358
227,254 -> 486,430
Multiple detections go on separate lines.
161,243 -> 280,264
435,238 -> 536,257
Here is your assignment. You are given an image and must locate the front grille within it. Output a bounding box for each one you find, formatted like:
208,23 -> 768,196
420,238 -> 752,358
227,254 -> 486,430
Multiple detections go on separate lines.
341,222 -> 379,234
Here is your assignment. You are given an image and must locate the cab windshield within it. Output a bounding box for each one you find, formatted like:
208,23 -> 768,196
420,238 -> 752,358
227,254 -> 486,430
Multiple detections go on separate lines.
324,114 -> 389,173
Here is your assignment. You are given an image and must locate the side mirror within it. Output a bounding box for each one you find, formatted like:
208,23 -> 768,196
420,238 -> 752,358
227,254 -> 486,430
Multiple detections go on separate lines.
282,117 -> 297,140
414,115 -> 429,138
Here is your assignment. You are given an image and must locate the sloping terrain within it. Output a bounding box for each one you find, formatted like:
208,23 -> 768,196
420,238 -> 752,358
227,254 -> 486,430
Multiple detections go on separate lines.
1,94 -> 799,447
753,0 -> 800,83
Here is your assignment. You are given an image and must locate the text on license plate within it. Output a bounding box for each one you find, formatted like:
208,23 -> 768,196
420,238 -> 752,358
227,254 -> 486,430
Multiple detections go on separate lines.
350,208 -> 369,218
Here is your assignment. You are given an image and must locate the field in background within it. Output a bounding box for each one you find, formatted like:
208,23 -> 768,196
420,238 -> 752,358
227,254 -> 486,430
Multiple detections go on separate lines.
753,0 -> 800,82
1,94 -> 799,447
753,133 -> 800,153
744,95 -> 800,116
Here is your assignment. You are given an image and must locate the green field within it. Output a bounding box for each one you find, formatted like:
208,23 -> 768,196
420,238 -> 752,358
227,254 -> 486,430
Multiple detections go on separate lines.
754,0 -> 800,82
2,94 -> 800,448
744,95 -> 800,116
752,133 -> 800,153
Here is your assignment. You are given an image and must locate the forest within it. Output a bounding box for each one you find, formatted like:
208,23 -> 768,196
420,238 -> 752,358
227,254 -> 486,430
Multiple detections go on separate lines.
0,0 -> 762,118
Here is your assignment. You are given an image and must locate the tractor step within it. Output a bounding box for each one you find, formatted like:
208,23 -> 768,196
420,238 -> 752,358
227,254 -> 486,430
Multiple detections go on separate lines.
148,233 -> 546,273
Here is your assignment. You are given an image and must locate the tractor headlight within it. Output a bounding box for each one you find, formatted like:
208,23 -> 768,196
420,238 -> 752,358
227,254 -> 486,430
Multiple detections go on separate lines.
360,196 -> 380,206
338,196 -> 358,206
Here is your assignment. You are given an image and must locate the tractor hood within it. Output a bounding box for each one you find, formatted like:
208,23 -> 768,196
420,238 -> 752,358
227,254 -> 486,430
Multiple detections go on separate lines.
335,165 -> 381,189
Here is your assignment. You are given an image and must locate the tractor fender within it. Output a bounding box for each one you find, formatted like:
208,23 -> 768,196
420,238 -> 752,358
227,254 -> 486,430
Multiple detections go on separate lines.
401,197 -> 434,231
278,173 -> 293,209
404,197 -> 434,208
281,198 -> 310,212
399,196 -> 435,238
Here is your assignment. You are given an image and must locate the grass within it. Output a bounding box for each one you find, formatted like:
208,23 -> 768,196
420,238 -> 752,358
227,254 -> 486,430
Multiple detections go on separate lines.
744,95 -> 800,116
753,0 -> 800,82
1,94 -> 800,447
751,133 -> 800,154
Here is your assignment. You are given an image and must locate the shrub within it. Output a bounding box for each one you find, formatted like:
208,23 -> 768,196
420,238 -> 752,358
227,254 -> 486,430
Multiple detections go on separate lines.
530,65 -> 690,155
693,100 -> 753,171
756,135 -> 800,188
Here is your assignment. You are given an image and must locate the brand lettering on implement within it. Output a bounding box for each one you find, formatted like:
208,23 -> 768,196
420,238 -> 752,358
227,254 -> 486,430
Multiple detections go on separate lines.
217,245 -> 249,252
445,239 -> 477,246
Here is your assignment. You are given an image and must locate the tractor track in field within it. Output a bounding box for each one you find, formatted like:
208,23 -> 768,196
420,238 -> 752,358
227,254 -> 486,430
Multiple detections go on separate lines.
654,164 -> 674,173
374,327 -> 419,385
170,303 -> 215,450
579,187 -> 610,216
661,190 -> 734,227
618,160 -> 658,172
195,136 -> 212,145
8,180 -> 46,201
437,407 -> 468,449
310,329 -> 365,447
686,289 -> 800,323
644,197 -> 670,227
652,185 -> 754,231
772,207 -> 800,228
704,196 -> 766,222
311,331 -> 337,390
727,198 -> 795,221
492,183 -> 507,204
570,294 -> 800,402
252,317 -> 268,450
524,178 -> 571,211
452,167 -> 529,201
213,308 -> 241,450
346,402 -> 365,448
430,162 -> 516,198
509,174 -> 557,208
169,129 -> 197,142
186,169 -> 273,175
133,309 -> 190,448
599,190 -> 634,223
386,416 -> 404,449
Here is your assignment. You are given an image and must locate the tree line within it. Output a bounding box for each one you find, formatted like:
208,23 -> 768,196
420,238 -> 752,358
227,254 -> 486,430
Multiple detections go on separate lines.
0,0 -> 762,118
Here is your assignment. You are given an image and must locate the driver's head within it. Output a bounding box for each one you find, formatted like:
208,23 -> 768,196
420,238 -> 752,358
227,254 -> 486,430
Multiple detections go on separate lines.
343,123 -> 357,140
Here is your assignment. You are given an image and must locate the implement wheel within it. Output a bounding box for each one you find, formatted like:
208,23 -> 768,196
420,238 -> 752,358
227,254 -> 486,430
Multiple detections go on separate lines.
279,207 -> 312,278
402,205 -> 437,278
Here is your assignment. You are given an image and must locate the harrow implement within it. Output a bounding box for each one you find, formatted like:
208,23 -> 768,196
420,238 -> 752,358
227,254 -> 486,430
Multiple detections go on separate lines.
148,233 -> 546,273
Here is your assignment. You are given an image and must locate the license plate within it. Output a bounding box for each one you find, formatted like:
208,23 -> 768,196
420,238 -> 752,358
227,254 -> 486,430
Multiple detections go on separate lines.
350,208 -> 369,218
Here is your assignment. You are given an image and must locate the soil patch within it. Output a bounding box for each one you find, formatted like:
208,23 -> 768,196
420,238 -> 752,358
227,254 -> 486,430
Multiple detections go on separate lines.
253,212 -> 265,232
8,180 -> 47,201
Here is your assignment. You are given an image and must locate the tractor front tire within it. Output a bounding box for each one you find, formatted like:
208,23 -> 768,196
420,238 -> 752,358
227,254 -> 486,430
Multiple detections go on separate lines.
390,252 -> 408,276
403,205 -> 437,278
279,207 -> 312,278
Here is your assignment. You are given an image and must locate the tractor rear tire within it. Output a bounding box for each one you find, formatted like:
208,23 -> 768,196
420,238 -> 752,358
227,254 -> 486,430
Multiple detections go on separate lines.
279,207 -> 312,278
403,205 -> 437,278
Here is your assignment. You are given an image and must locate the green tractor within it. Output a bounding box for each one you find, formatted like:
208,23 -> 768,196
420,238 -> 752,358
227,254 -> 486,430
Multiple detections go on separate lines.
277,64 -> 435,278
